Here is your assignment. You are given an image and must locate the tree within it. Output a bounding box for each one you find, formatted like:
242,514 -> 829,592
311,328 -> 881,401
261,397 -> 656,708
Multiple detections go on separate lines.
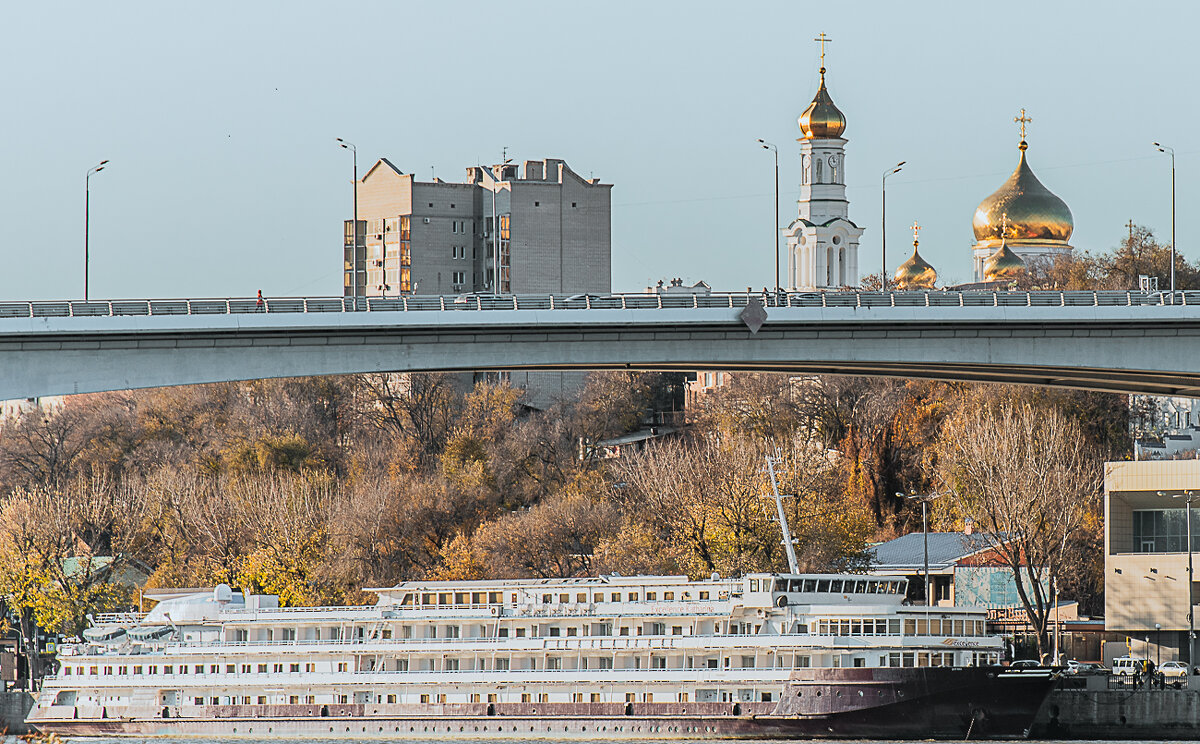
934,400 -> 1102,661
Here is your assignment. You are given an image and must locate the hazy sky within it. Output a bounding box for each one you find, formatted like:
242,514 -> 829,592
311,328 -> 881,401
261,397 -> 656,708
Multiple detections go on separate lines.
1,0 -> 1196,300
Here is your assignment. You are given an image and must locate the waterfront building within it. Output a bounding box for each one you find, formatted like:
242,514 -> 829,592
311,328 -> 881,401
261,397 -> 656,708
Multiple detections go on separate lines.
1104,459 -> 1200,665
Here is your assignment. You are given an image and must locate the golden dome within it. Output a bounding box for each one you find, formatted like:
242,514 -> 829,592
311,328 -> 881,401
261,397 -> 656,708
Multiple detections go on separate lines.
983,242 -> 1026,282
895,242 -> 937,290
972,143 -> 1073,246
798,69 -> 846,139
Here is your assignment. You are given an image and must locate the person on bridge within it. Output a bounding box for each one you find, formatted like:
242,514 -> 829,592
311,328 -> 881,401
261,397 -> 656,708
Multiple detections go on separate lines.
256,289 -> 265,312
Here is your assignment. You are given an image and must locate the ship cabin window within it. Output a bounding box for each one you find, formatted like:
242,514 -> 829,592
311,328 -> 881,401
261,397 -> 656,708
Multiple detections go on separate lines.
495,659 -> 510,670
627,592 -> 638,601
816,580 -> 830,592
381,629 -> 392,639
646,591 -> 657,600
664,591 -> 674,600
90,666 -> 99,675
289,663 -> 301,673
542,594 -> 552,604
549,627 -> 561,637
163,665 -> 173,674
455,593 -> 468,604
399,593 -> 413,606
422,593 -> 434,605
438,593 -> 451,604
829,580 -> 843,592
672,626 -> 683,635
699,591 -> 710,600
257,696 -> 267,704
472,592 -> 485,604
577,592 -> 587,603
750,580 -> 759,592
520,693 -> 531,703
511,593 -> 518,604
63,667 -> 71,676
498,628 -> 509,638
803,580 -> 817,591
208,664 -> 218,674
194,697 -> 204,706
515,628 -> 526,637
226,664 -> 235,674
619,627 -> 629,636
257,664 -> 267,673
273,663 -> 283,673
281,628 -> 296,641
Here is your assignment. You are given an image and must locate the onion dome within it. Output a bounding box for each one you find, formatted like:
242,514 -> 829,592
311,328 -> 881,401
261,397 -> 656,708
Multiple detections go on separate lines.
895,241 -> 937,290
972,141 -> 1073,246
798,68 -> 846,139
984,242 -> 1026,282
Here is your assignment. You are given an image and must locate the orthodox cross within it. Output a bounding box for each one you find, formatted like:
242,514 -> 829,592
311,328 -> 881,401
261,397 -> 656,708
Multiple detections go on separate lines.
911,221 -> 921,245
814,33 -> 832,69
1014,109 -> 1032,141
1000,212 -> 1010,241
1127,219 -> 1136,242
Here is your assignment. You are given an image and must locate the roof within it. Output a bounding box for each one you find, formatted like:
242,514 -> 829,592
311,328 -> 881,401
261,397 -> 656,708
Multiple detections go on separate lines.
868,532 -> 1002,571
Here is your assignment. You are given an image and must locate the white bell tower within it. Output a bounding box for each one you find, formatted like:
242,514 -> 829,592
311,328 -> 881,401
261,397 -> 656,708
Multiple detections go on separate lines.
784,34 -> 864,290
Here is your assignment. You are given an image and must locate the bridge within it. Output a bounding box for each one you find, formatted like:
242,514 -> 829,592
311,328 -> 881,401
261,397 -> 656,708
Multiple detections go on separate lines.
0,290 -> 1198,400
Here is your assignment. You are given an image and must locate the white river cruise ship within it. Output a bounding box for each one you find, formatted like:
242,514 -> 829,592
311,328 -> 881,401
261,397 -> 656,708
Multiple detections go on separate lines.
27,572 -> 1058,739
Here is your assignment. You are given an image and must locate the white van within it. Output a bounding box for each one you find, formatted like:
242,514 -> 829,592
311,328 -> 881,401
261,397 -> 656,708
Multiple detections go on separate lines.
1112,657 -> 1150,678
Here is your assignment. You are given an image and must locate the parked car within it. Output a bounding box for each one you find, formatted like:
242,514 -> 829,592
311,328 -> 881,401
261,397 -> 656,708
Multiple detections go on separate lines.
1075,661 -> 1109,676
1159,660 -> 1189,687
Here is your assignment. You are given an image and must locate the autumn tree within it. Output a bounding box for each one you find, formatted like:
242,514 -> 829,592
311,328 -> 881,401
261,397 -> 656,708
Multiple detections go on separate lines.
934,400 -> 1102,662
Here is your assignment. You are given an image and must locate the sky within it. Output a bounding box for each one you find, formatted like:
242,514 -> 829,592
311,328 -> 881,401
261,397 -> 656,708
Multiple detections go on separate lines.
1,0 -> 1197,300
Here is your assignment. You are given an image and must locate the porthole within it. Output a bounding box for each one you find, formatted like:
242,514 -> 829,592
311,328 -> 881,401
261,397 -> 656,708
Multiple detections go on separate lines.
833,235 -> 842,245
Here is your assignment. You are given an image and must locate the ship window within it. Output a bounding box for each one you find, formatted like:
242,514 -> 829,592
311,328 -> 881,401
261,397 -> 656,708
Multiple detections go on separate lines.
438,593 -> 451,604
257,664 -> 267,673
559,593 -> 569,603
672,626 -> 683,635
839,620 -> 850,636
498,628 -> 509,637
63,667 -> 71,676
917,620 -> 928,635
520,693 -> 531,703
628,593 -> 638,601
420,694 -> 430,704
856,581 -> 868,593
257,696 -> 266,705
454,593 -> 467,604
542,594 -> 552,604
829,580 -> 843,593
851,620 -> 862,635
133,665 -> 143,675
421,593 -> 433,605
875,619 -> 887,634
749,580 -> 759,592
699,591 -> 710,600
952,619 -> 964,635
515,628 -> 526,637
445,659 -> 459,671
777,579 -> 789,592
567,627 -> 577,636
664,591 -> 674,600
889,619 -> 901,635
290,663 -> 300,673
598,657 -> 613,669
577,593 -> 587,603
490,592 -> 503,603
646,591 -> 657,600
816,580 -> 830,592
163,665 -> 173,675
337,662 -> 348,672
549,627 -> 561,637
195,697 -> 204,706
904,619 -> 916,635
495,658 -> 510,670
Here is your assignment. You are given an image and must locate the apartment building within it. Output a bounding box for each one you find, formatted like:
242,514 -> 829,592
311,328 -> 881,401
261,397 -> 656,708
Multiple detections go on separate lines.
342,157 -> 611,406
344,158 -> 611,298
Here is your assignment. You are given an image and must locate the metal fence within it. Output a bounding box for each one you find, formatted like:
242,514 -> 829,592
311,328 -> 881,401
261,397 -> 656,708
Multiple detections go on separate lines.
0,290 -> 1196,320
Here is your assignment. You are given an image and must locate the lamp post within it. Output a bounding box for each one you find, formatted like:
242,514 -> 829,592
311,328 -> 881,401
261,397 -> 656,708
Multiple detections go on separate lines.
336,138 -> 358,306
881,162 -> 905,289
1153,143 -> 1176,295
901,491 -> 946,606
85,160 -> 109,301
1172,490 -> 1198,666
757,139 -> 780,293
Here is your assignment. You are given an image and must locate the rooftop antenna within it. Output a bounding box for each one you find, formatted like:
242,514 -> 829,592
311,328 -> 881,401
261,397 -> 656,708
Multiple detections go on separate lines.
764,452 -> 801,574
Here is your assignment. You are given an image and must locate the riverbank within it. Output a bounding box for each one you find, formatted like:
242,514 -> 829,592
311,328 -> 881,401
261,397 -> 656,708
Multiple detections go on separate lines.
1033,687 -> 1200,739
0,692 -> 33,735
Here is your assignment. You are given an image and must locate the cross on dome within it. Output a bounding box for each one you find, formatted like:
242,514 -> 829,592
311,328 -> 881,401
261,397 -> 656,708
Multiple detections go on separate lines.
1014,109 -> 1032,151
911,221 -> 921,245
813,32 -> 832,72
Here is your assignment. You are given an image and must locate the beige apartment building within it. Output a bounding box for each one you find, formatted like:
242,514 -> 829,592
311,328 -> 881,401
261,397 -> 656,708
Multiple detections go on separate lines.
1105,459 -> 1200,665
344,158 -> 611,298
342,157 -> 611,406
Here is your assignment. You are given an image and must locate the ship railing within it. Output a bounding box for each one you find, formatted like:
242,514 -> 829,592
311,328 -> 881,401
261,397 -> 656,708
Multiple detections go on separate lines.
1,289 -> 1194,321
220,605 -> 379,617
92,612 -> 149,625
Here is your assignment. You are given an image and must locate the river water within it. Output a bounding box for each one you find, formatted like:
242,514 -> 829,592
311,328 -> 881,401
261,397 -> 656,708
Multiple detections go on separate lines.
56,734 -> 1171,739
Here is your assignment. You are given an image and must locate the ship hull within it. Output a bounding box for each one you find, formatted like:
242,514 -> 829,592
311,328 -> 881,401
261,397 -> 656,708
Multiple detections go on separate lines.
31,666 -> 1056,740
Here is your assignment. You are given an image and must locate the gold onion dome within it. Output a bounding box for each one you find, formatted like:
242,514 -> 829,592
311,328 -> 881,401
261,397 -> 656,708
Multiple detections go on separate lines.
798,68 -> 846,139
984,241 -> 1026,282
972,141 -> 1073,246
895,243 -> 937,290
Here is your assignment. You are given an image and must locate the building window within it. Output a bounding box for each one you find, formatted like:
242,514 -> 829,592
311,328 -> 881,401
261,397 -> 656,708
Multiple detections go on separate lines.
1133,508 -> 1199,552
534,201 -> 540,207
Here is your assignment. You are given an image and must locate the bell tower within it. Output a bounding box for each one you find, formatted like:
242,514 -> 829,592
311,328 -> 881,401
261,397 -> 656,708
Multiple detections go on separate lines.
785,34 -> 864,289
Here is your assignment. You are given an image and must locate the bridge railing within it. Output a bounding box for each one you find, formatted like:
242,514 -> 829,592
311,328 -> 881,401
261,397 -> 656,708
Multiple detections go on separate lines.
0,290 -> 1195,319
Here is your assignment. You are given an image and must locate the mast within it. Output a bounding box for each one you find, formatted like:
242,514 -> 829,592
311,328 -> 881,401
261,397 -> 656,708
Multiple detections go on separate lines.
765,454 -> 801,574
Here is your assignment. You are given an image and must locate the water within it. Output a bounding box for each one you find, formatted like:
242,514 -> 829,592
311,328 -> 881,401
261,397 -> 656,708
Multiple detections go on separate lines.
54,734 -> 1171,739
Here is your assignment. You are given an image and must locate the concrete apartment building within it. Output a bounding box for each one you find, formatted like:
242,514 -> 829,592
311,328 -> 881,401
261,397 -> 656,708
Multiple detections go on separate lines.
1105,459 -> 1200,665
344,158 -> 611,298
343,157 -> 611,405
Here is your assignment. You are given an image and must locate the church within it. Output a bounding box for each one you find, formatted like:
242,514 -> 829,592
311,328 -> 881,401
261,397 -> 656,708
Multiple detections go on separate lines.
783,40 -> 1075,291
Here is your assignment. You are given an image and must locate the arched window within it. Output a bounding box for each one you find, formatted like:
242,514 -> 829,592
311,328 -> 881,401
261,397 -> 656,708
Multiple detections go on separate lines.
814,158 -> 823,184
801,155 -> 810,185
826,245 -> 834,286
838,247 -> 846,286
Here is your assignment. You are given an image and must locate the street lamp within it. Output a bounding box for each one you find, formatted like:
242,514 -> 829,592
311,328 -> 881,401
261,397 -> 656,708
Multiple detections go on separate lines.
757,139 -> 780,293
882,162 -> 905,289
85,160 -> 109,301
1153,143 -> 1176,295
900,490 -> 946,606
1170,489 -> 1199,666
337,138 -> 359,307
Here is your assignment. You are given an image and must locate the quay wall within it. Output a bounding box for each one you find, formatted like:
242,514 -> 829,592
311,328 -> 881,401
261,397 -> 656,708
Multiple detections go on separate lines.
1034,688 -> 1200,739
0,692 -> 34,734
